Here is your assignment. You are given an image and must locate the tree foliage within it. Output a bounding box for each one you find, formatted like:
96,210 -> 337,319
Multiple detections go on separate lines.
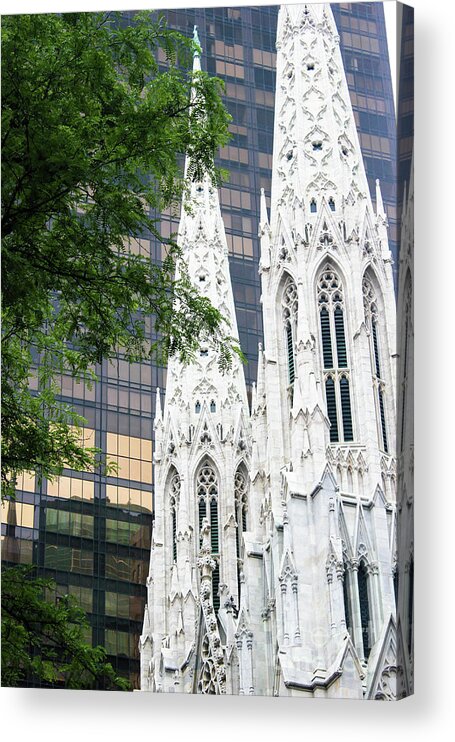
1,565 -> 131,690
1,12 -> 238,689
1,11 -> 238,497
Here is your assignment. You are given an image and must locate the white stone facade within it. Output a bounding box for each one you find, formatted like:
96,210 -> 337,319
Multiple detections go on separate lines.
140,4 -> 403,699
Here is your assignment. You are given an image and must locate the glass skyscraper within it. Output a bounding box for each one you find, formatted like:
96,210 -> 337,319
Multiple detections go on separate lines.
2,3 -> 397,689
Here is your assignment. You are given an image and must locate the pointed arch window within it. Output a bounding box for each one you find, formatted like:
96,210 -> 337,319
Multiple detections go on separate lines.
400,279 -> 412,453
317,265 -> 353,442
407,557 -> 414,656
282,276 -> 298,387
310,198 -> 317,213
197,461 -> 220,611
342,559 -> 373,660
358,562 -> 372,659
363,275 -> 389,453
234,468 -> 248,602
169,471 -> 181,564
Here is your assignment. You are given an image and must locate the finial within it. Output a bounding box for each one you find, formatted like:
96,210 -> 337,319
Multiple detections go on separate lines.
154,387 -> 162,423
375,178 -> 386,219
193,25 -> 202,56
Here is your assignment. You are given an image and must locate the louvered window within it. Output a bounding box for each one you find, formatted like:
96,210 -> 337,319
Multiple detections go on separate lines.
282,276 -> 298,388
358,563 -> 371,660
363,275 -> 389,453
334,308 -> 347,367
340,376 -> 353,441
169,471 -> 180,564
234,469 -> 248,604
400,281 -> 412,454
343,569 -> 352,635
210,498 -> 219,553
378,388 -> 388,453
286,323 -> 295,384
197,462 -> 220,610
212,561 -> 220,612
325,377 -> 339,442
318,265 -> 353,442
320,308 -> 333,368
172,509 -> 177,562
407,558 -> 414,655
372,320 -> 381,378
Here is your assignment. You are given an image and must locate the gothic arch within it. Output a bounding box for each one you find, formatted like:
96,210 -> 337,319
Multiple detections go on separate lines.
276,270 -> 299,391
362,267 -> 392,454
166,465 -> 181,565
194,456 -> 221,611
362,265 -> 387,317
310,253 -> 349,302
191,452 -> 221,491
315,261 -> 354,443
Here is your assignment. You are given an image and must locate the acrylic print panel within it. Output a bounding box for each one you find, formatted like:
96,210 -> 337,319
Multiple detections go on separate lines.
1,2 -> 413,699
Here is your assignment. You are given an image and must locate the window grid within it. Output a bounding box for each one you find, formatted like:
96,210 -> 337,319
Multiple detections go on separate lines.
318,265 -> 353,443
197,462 -> 220,611
282,276 -> 298,387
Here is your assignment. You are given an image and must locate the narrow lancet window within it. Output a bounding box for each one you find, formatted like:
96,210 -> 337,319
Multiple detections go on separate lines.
325,377 -> 339,442
340,376 -> 353,441
318,265 -> 353,442
169,471 -> 180,564
358,563 -> 371,659
197,462 -> 220,610
282,276 -> 298,387
234,468 -> 248,604
363,275 -> 389,453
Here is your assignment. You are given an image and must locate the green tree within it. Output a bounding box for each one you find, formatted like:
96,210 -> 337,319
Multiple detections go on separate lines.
1,11 -> 236,689
1,565 -> 131,689
1,10 -> 236,497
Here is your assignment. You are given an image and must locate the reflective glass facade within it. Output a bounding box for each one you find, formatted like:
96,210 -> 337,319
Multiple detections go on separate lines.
2,3 -> 397,690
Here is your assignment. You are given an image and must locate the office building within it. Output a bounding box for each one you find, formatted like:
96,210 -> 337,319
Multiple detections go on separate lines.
2,3 -> 397,690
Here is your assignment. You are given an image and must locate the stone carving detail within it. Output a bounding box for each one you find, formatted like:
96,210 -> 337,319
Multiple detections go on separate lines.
374,658 -> 397,701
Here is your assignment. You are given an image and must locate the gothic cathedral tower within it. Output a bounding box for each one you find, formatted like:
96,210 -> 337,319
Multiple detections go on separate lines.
141,5 -> 399,700
140,30 -> 252,694
246,3 -> 397,698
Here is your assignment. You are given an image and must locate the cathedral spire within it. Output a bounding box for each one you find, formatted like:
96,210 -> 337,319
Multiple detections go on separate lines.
270,2 -> 371,239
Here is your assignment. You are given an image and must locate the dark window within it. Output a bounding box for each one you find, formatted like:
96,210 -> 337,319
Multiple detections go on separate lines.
378,388 -> 388,452
334,307 -> 348,367
340,376 -> 353,441
310,199 -> 317,213
286,323 -> 295,384
210,498 -> 219,554
172,508 -> 177,562
372,320 -> 381,378
320,308 -> 333,369
358,563 -> 371,659
407,558 -> 414,655
325,377 -> 339,442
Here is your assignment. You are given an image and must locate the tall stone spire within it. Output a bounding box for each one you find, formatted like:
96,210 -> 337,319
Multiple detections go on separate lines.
271,3 -> 371,248
244,3 -> 398,699
140,31 -> 251,695
142,4 -> 400,701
